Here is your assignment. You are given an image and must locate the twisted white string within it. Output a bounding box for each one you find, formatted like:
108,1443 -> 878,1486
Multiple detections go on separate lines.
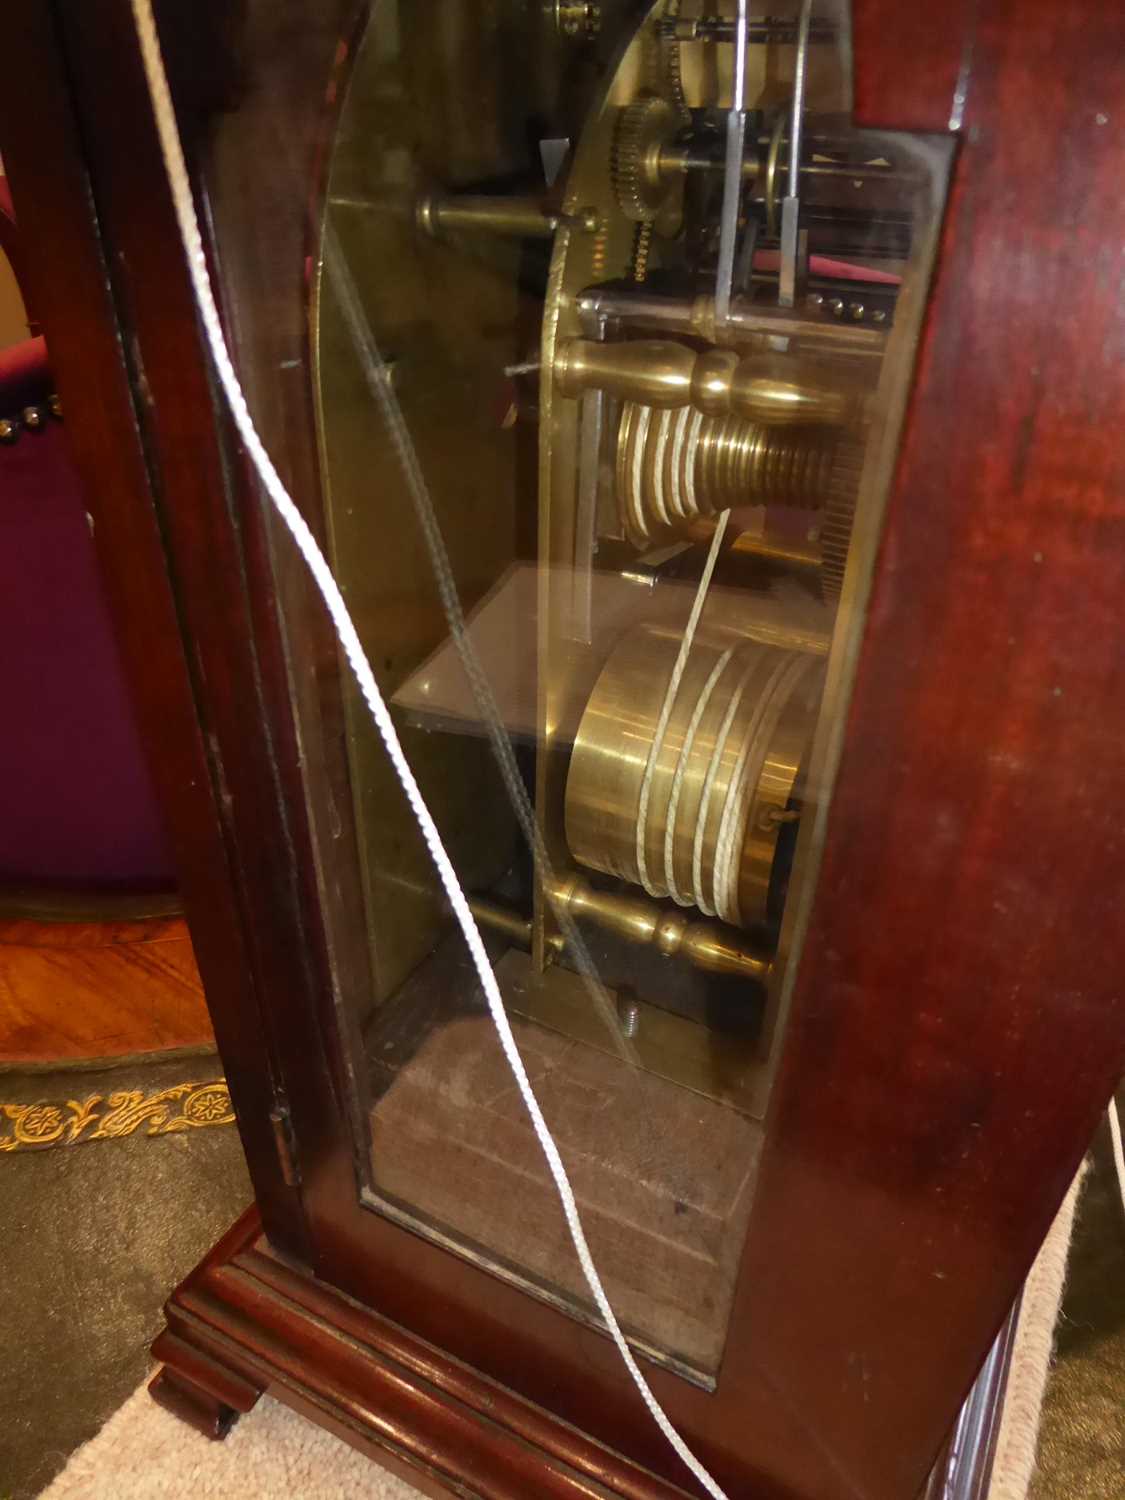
711,653 -> 808,924
634,511 -> 729,896
662,645 -> 735,906
1109,1096 -> 1125,1227
129,2 -> 729,1495
691,648 -> 763,916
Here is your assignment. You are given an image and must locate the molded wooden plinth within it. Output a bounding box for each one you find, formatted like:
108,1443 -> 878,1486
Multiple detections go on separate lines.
149,1327 -> 262,1439
150,1208 -> 694,1500
152,1210 -> 993,1498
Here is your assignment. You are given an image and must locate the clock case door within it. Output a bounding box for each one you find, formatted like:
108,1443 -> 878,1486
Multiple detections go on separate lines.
4,3 -> 1124,1498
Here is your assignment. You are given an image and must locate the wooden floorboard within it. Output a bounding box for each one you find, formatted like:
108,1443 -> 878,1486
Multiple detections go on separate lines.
0,912 -> 214,1062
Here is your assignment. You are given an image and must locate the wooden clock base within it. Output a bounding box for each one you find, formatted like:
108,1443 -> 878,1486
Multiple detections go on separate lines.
148,1207 -> 693,1500
150,1208 -> 1000,1500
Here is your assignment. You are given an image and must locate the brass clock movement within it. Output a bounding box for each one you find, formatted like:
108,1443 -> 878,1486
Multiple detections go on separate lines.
312,0 -> 949,1380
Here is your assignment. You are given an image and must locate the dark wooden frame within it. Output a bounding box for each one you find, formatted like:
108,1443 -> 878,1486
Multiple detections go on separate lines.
2,2 -> 1123,1497
145,1202 -> 1025,1500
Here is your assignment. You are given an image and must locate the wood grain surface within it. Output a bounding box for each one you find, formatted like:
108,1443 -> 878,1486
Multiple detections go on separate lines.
0,912 -> 212,1062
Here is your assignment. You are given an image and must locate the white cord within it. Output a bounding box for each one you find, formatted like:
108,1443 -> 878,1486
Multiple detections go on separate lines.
1109,1095 -> 1125,1227
661,645 -> 735,906
129,2 -> 730,1494
691,647 -> 762,917
711,653 -> 808,925
320,229 -> 648,1078
634,511 -> 730,896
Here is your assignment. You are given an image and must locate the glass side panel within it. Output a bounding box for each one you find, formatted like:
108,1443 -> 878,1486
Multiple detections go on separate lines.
204,0 -> 950,1384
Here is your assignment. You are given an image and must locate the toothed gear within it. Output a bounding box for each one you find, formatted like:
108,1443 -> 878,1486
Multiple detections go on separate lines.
661,0 -> 689,122
632,220 -> 653,282
612,96 -> 679,225
818,439 -> 865,601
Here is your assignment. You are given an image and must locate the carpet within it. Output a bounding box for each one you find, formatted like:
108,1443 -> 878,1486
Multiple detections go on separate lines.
989,1169 -> 1084,1500
0,1054 -> 250,1500
1028,1116 -> 1125,1500
35,1386 -> 421,1500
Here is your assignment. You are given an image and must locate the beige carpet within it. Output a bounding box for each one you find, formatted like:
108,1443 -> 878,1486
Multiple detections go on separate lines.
36,1385 -> 420,1499
1028,1123 -> 1125,1500
36,1174 -> 1087,1500
989,1169 -> 1084,1500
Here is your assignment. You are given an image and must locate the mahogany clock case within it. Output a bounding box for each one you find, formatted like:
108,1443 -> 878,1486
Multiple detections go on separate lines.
1,3 -> 1123,1499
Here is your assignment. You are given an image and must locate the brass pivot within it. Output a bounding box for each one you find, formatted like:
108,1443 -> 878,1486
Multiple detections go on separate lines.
555,337 -> 858,426
549,0 -> 601,39
548,873 -> 771,983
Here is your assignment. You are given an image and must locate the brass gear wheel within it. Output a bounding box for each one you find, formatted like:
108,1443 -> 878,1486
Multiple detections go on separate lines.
660,0 -> 690,123
818,439 -> 864,600
611,95 -> 683,234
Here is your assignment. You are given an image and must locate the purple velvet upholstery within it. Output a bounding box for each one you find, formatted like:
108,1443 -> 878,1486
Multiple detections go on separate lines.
0,335 -> 175,888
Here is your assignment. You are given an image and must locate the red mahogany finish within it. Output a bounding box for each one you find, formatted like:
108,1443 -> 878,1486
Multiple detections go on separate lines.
149,1206 -> 696,1500
727,1 -> 1125,1494
1,3 -> 1122,1498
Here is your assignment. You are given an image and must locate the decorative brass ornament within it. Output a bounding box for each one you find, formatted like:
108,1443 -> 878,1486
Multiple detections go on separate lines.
0,1080 -> 235,1152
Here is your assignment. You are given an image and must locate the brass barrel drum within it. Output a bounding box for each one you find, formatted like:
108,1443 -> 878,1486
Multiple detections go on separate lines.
565,624 -> 823,929
615,401 -> 839,547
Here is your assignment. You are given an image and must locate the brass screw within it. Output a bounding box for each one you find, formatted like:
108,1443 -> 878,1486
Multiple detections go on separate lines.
617,996 -> 640,1038
0,418 -> 18,443
22,405 -> 44,430
48,393 -> 63,418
